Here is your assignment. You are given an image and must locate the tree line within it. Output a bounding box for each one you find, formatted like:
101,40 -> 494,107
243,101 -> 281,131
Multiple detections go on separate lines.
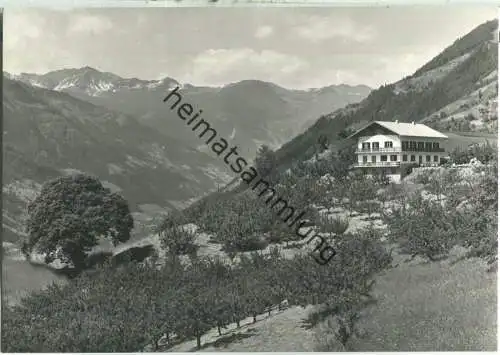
2,229 -> 392,352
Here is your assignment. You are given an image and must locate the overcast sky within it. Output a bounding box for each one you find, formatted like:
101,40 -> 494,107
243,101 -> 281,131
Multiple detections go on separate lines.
4,6 -> 497,89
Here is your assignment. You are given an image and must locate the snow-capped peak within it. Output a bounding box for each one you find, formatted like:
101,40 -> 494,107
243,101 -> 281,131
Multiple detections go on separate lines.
146,77 -> 181,90
53,76 -> 116,96
7,67 -> 182,96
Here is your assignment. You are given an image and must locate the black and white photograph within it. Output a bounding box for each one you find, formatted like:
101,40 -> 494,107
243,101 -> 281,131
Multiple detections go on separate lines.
1,4 -> 498,352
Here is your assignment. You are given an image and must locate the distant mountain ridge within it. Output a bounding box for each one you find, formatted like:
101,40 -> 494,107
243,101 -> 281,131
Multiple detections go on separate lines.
3,68 -> 371,244
6,67 -> 180,97
7,68 -> 372,158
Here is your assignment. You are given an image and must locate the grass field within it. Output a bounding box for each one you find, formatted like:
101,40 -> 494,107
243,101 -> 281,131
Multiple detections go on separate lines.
352,248 -> 497,351
442,131 -> 497,152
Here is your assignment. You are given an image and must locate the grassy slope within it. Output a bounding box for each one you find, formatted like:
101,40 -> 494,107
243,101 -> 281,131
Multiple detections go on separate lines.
442,130 -> 498,152
353,249 -> 496,351
168,306 -> 316,352
166,248 -> 495,352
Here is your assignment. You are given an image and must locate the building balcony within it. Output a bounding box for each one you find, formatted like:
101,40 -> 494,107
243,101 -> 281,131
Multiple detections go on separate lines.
402,147 -> 446,153
356,147 -> 446,154
417,162 -> 441,167
356,147 -> 401,153
352,161 -> 401,168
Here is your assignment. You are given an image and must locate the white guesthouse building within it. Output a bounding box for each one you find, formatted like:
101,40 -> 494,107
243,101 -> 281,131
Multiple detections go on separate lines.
347,121 -> 448,183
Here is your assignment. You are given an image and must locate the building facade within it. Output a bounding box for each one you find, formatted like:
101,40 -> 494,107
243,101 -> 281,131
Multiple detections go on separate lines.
348,121 -> 448,183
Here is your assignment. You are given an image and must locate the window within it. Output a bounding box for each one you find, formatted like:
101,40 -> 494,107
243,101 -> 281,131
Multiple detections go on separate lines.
419,156 -> 423,163
410,141 -> 417,150
402,141 -> 409,151
362,142 -> 370,150
381,155 -> 388,162
434,155 -> 438,162
390,155 -> 398,161
363,156 -> 368,163
432,142 -> 439,150
426,155 -> 431,162
425,142 -> 432,151
371,156 -> 376,163
403,154 -> 408,162
417,142 -> 424,150
372,142 -> 380,151
384,141 -> 393,148
410,155 -> 416,162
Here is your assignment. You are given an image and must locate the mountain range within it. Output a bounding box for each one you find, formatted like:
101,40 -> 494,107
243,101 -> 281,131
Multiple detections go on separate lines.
2,69 -> 371,242
7,67 -> 371,156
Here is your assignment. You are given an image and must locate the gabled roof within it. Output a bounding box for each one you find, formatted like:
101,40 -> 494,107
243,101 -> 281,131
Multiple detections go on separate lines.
347,121 -> 448,139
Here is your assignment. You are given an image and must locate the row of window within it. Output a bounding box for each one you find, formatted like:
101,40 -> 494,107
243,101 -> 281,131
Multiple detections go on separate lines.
404,155 -> 439,162
361,141 -> 441,151
401,141 -> 440,151
362,155 -> 440,163
361,141 -> 393,150
362,155 -> 397,163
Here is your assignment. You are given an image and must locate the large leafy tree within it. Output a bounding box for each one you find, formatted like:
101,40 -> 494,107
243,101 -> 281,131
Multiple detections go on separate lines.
24,174 -> 134,269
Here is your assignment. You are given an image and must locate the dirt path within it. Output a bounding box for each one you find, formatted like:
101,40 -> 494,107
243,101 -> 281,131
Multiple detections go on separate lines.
167,305 -> 316,352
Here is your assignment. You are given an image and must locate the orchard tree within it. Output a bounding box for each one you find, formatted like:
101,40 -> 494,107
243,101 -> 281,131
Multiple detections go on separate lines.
159,222 -> 198,256
176,259 -> 217,349
219,210 -> 268,253
24,174 -> 134,270
384,192 -> 456,261
339,172 -> 377,217
203,257 -> 234,335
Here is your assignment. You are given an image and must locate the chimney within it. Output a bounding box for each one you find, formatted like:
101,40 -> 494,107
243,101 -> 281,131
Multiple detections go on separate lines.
411,121 -> 415,125
395,120 -> 398,123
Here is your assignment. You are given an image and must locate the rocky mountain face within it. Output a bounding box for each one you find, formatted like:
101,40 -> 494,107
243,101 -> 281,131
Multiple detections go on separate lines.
276,19 -> 498,166
3,71 -> 370,243
6,67 -> 180,97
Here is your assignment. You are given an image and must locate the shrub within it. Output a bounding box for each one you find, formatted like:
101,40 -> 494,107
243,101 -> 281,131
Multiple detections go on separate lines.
313,311 -> 365,351
319,215 -> 349,236
222,233 -> 268,253
283,241 -> 303,249
413,171 -> 432,185
465,113 -> 476,121
267,221 -> 302,245
455,163 -> 498,264
370,171 -> 390,186
160,224 -> 198,256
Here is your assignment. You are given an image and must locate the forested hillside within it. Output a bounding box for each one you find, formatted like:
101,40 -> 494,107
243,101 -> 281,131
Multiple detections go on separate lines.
276,19 -> 498,167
